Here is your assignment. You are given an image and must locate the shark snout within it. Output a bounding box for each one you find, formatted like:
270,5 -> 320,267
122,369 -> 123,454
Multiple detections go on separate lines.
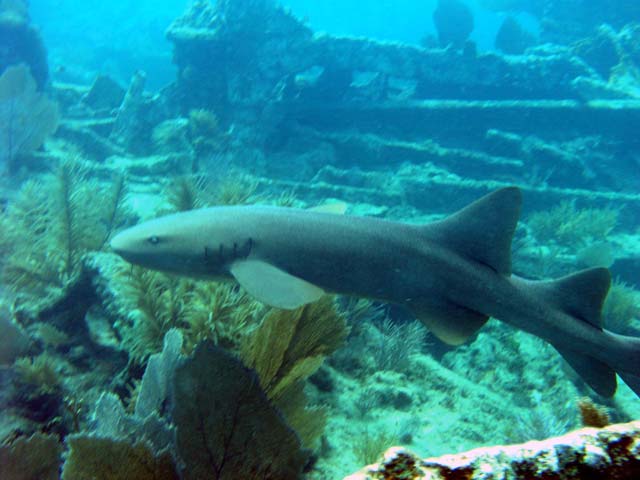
110,231 -> 127,256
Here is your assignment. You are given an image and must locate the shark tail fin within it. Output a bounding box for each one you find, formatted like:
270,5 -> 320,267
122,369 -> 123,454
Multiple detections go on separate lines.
619,371 -> 640,398
425,187 -> 522,275
533,267 -> 619,396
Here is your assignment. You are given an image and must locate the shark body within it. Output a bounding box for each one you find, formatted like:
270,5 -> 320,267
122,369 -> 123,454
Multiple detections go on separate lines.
111,187 -> 640,398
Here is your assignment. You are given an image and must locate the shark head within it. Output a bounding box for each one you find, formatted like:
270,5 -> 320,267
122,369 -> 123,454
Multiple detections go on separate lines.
110,210 -> 228,277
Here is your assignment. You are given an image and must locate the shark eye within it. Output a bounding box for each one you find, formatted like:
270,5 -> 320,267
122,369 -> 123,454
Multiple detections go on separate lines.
148,235 -> 160,245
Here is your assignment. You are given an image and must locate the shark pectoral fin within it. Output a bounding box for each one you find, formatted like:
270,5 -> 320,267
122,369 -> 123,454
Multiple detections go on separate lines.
229,259 -> 325,310
309,202 -> 348,214
409,301 -> 488,346
555,346 -> 617,397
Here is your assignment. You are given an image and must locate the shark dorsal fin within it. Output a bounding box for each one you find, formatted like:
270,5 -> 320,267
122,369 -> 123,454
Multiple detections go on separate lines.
538,267 -> 611,328
427,187 -> 522,275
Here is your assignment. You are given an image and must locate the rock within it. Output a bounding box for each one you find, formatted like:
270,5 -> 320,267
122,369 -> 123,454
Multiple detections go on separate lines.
572,76 -> 635,100
495,16 -> 537,55
102,153 -> 192,178
82,74 -> 126,111
55,120 -> 126,162
345,421 -> 640,480
433,0 -> 474,49
167,0 -> 595,113
572,24 -> 621,79
0,0 -> 49,89
151,118 -> 192,155
109,71 -> 169,155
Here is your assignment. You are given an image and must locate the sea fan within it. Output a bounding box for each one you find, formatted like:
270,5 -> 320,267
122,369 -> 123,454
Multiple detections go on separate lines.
0,63 -> 58,172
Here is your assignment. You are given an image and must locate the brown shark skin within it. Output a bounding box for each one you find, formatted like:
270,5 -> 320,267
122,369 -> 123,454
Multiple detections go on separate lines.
111,189 -> 640,397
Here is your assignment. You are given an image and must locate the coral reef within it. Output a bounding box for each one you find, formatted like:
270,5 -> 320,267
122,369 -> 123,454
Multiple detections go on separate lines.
346,421 -> 640,480
481,0 -> 640,46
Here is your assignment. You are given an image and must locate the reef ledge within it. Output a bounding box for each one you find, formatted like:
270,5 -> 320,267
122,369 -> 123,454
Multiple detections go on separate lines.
345,420 -> 640,480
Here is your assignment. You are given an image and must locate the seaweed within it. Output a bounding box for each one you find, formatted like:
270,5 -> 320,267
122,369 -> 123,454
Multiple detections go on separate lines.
182,282 -> 263,352
527,200 -> 619,248
1,162 -> 129,308
164,174 -> 209,212
112,266 -> 263,361
214,174 -> 259,205
602,280 -> 640,334
115,267 -> 190,362
13,353 -> 61,396
188,108 -> 229,156
577,397 -> 610,428
371,316 -> 428,373
353,427 -> 399,466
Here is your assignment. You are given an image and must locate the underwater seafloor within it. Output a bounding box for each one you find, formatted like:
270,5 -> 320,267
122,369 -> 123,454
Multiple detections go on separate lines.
1,0 -> 640,479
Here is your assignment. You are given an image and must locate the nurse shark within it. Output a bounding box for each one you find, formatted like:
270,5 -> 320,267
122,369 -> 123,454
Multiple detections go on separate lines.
111,187 -> 640,398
